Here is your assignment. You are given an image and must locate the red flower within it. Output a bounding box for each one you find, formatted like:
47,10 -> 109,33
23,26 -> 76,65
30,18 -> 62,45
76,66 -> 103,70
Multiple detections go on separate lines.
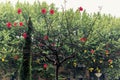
17,8 -> 22,14
43,64 -> 48,69
79,6 -> 83,11
50,9 -> 55,15
22,32 -> 27,39
91,49 -> 95,54
108,59 -> 113,63
80,37 -> 87,42
44,35 -> 48,40
6,22 -> 12,28
41,8 -> 46,14
14,22 -> 17,27
105,50 -> 109,55
19,22 -> 23,26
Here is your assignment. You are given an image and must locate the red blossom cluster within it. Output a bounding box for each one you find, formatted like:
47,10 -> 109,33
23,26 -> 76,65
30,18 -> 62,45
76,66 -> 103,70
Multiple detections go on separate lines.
41,8 -> 46,14
6,8 -> 24,28
80,37 -> 87,42
6,22 -> 24,28
43,35 -> 49,40
6,8 -> 25,39
39,35 -> 56,48
6,22 -> 12,28
91,49 -> 95,54
79,6 -> 83,11
49,9 -> 54,14
17,8 -> 22,14
41,8 -> 55,15
22,32 -> 27,39
43,63 -> 48,70
13,22 -> 17,27
19,22 -> 24,26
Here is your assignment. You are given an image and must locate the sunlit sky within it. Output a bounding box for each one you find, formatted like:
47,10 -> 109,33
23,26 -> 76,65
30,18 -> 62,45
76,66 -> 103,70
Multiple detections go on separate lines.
0,0 -> 120,17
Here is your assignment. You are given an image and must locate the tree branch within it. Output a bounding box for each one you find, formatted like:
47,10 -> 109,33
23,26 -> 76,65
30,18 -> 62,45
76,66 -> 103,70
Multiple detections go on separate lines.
60,53 -> 76,64
40,52 -> 55,63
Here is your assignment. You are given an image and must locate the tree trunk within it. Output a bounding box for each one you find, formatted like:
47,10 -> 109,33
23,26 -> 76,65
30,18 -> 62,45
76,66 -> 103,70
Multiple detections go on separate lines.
20,17 -> 33,80
85,69 -> 90,80
55,65 -> 59,80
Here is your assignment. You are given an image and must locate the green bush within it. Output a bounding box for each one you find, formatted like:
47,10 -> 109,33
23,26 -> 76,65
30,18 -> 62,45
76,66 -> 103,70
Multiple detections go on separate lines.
0,1 -> 120,80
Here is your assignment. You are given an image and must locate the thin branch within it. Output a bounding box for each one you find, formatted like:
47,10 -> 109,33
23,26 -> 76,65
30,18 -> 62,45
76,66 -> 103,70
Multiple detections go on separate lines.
60,53 -> 76,64
40,52 -> 55,63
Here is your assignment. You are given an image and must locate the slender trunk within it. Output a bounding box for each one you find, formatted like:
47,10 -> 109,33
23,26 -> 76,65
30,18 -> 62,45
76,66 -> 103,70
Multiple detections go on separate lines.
55,65 -> 59,80
20,17 -> 33,80
85,69 -> 90,80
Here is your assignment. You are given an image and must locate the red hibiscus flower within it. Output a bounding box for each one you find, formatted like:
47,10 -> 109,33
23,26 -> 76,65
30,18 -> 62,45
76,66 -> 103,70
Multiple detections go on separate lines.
80,37 -> 87,42
44,35 -> 49,40
22,32 -> 27,39
50,9 -> 55,15
6,22 -> 12,28
79,6 -> 83,11
41,8 -> 46,14
19,22 -> 23,26
17,8 -> 22,14
43,64 -> 48,70
14,22 -> 17,27
91,49 -> 95,54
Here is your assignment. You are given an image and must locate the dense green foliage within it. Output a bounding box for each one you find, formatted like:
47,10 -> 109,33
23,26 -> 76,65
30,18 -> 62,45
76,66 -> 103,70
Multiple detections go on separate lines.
0,1 -> 120,80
